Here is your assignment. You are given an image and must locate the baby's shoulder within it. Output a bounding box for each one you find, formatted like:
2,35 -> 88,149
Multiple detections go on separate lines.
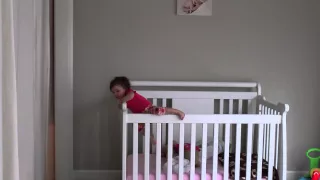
126,88 -> 137,96
131,90 -> 148,100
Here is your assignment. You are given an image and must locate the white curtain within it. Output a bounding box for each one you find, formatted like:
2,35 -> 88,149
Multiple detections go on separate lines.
0,0 -> 51,180
1,0 -> 20,179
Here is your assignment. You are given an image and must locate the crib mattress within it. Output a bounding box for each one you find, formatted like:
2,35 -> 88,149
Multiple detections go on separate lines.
126,154 -> 267,180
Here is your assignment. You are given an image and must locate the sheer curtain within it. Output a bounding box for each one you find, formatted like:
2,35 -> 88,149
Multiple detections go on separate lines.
0,0 -> 51,180
1,0 -> 20,179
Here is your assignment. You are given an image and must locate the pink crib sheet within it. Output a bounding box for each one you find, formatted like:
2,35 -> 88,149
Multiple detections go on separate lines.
126,154 -> 224,180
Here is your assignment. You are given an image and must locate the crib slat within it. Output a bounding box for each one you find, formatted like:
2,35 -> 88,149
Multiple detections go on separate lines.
201,124 -> 208,180
275,112 -> 280,169
238,100 -> 243,155
122,113 -> 128,180
152,98 -> 157,105
245,124 -> 253,180
247,99 -> 254,153
247,99 -> 252,113
190,124 -> 196,180
238,99 -> 244,157
162,99 -> 167,145
156,123 -> 162,180
229,99 -> 233,150
238,100 -> 244,180
247,99 -> 256,152
212,124 -> 219,180
263,106 -> 267,159
257,124 -> 264,180
149,98 -> 158,153
268,124 -> 276,180
179,124 -> 185,180
133,123 -> 139,180
238,100 -> 243,114
268,108 -> 272,115
234,123 -> 241,180
152,99 -> 158,153
257,104 -> 262,155
144,123 -> 150,180
167,123 -> 173,180
162,99 -> 166,107
219,99 -> 224,139
213,99 -> 215,113
229,99 -> 233,113
224,124 -> 230,180
264,108 -> 268,159
266,108 -> 271,160
220,99 -> 224,114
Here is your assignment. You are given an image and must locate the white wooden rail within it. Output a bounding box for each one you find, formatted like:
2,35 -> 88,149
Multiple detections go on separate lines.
131,81 -> 260,89
138,91 -> 257,100
126,114 -> 281,124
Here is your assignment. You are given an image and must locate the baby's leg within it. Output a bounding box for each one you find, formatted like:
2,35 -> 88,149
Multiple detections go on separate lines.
150,134 -> 157,145
138,123 -> 157,145
138,123 -> 145,135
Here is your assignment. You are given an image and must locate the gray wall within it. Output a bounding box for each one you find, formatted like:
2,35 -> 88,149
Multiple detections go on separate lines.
73,0 -> 320,171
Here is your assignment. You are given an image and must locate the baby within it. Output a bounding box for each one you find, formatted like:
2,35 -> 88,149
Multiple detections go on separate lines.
110,76 -> 185,144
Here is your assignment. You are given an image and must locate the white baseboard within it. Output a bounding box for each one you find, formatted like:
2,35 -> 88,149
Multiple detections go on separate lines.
74,170 -> 308,180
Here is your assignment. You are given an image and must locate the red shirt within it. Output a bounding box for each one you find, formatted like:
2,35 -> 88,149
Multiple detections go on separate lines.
125,89 -> 151,113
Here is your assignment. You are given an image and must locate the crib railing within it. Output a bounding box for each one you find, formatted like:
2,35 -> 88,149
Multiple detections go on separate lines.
122,96 -> 289,180
257,96 -> 289,180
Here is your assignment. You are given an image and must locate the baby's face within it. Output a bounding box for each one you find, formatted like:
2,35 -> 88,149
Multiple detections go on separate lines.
111,85 -> 126,99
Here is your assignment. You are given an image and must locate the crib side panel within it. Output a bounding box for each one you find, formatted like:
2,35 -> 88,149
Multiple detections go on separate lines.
256,96 -> 289,180
123,81 -> 289,180
125,113 -> 281,180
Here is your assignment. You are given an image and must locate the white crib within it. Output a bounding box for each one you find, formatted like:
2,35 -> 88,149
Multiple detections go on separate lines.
121,81 -> 289,180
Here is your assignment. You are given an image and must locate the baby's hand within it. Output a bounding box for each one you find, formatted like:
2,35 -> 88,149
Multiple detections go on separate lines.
178,111 -> 185,120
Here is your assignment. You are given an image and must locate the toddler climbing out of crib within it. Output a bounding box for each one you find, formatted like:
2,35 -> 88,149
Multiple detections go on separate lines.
110,76 -> 185,145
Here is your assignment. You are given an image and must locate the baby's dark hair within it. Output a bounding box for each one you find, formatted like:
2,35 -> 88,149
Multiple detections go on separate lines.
109,76 -> 131,90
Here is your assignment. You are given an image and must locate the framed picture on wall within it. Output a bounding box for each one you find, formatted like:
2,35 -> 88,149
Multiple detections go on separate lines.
177,0 -> 212,16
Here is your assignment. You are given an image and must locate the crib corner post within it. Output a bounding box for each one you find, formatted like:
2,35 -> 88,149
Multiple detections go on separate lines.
279,104 -> 289,180
122,103 -> 128,180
